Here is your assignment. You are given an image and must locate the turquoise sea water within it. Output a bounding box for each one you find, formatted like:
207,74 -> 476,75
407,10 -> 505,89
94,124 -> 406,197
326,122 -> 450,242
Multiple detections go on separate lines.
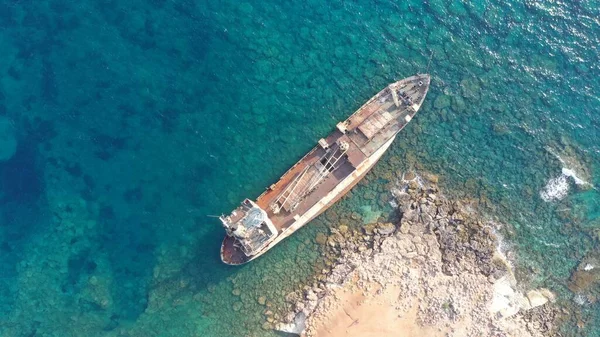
0,0 -> 598,336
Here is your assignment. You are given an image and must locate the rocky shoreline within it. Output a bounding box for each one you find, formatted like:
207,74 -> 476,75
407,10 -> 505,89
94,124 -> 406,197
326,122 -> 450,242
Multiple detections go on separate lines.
274,172 -> 561,336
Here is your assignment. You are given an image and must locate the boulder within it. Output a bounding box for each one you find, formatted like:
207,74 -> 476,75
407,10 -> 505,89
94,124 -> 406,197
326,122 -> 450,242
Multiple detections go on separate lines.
376,222 -> 396,235
285,291 -> 301,303
399,222 -> 410,234
305,290 -> 318,302
393,190 -> 412,205
404,171 -> 416,180
362,223 -> 377,235
275,312 -> 306,335
526,290 -> 549,308
539,288 -> 556,303
402,209 -> 418,222
490,276 -> 521,318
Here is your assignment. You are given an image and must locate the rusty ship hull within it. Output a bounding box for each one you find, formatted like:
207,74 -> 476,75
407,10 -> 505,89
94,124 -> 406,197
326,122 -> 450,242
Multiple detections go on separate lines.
220,74 -> 431,265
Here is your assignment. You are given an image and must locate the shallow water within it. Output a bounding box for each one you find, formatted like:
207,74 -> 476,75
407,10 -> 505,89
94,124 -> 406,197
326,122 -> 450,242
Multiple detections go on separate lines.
0,0 -> 598,336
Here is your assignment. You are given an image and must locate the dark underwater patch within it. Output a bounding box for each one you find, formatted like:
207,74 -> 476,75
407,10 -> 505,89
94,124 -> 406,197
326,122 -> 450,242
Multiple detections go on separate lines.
0,142 -> 44,205
64,162 -> 82,177
99,217 -> 156,321
41,60 -> 58,103
0,3 -> 15,28
62,249 -> 97,294
0,138 -> 47,317
91,132 -> 128,161
157,108 -> 180,133
123,186 -> 143,204
181,162 -> 214,207
23,117 -> 57,144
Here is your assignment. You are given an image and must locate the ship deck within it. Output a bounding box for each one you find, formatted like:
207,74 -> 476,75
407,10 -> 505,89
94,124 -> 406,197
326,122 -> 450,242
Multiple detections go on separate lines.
254,74 -> 431,233
257,141 -> 357,230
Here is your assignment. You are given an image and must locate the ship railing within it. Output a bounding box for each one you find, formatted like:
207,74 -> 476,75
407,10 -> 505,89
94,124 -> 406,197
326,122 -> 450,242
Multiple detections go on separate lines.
271,142 -> 349,214
281,143 -> 349,212
271,165 -> 311,214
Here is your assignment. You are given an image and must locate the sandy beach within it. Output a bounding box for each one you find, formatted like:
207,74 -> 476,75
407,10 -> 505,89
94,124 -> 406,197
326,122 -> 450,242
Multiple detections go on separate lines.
309,283 -> 448,337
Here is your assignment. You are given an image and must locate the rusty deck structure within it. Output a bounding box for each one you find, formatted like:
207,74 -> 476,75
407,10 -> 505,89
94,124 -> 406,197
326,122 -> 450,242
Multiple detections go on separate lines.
220,74 -> 431,265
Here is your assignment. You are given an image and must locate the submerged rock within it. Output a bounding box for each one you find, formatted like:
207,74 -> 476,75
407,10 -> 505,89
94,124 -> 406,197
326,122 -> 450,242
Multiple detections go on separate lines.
403,171 -> 416,180
233,302 -> 242,311
315,232 -> 327,245
423,172 -> 439,184
434,94 -> 452,109
337,224 -> 349,234
568,250 -> 600,294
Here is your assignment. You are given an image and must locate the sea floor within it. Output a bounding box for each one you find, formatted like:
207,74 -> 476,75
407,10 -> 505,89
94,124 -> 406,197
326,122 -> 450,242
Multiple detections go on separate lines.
0,1 -> 598,336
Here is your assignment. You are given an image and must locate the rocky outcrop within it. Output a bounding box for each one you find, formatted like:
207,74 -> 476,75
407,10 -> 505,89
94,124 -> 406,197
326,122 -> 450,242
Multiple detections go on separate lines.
568,248 -> 600,305
275,172 -> 557,337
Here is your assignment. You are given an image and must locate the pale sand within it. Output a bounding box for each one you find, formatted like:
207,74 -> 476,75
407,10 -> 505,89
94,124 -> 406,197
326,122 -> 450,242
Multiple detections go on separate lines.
311,284 -> 449,337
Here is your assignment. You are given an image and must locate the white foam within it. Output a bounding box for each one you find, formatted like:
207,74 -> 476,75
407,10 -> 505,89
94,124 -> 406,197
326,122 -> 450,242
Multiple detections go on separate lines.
540,174 -> 570,202
561,167 -> 589,186
539,240 -> 561,248
400,171 -> 424,187
573,293 -> 588,306
540,166 -> 594,202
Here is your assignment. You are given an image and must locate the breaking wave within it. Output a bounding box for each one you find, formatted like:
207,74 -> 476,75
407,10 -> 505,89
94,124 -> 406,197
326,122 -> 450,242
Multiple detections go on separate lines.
540,167 -> 592,202
540,174 -> 570,202
561,167 -> 589,186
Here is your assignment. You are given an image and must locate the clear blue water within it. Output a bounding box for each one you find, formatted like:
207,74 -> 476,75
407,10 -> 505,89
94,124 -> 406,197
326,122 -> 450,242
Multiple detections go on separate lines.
0,1 -> 598,336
